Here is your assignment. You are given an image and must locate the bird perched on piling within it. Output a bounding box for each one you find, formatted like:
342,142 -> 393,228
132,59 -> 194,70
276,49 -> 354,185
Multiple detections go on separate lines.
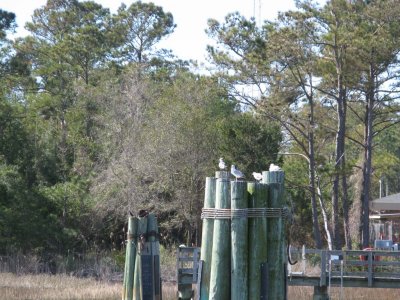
252,172 -> 263,181
218,157 -> 227,170
269,163 -> 282,171
231,165 -> 245,180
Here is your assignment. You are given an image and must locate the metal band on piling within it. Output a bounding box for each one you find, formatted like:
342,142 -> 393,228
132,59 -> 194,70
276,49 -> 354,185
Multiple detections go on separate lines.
127,233 -> 137,241
201,207 -> 290,219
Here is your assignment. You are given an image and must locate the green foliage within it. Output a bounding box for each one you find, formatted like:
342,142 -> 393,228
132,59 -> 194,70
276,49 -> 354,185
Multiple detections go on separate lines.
372,124 -> 400,197
0,9 -> 16,40
283,157 -> 316,246
112,1 -> 176,63
0,162 -> 62,253
216,113 -> 282,175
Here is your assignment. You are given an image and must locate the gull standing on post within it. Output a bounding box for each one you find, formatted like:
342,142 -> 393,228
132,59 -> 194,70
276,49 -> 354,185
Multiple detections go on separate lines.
252,172 -> 263,181
218,158 -> 227,170
231,165 -> 245,181
269,163 -> 282,171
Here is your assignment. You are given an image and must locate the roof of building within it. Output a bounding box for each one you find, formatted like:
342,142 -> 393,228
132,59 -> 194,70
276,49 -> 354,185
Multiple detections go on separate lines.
370,192 -> 400,211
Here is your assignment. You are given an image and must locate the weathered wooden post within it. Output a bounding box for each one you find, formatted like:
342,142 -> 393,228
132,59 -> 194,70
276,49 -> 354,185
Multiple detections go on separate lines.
263,170 -> 286,299
231,181 -> 248,300
247,182 -> 268,299
123,217 -> 138,300
312,250 -> 329,300
209,171 -> 230,300
147,213 -> 161,300
199,176 -> 216,300
313,286 -> 329,300
133,211 -> 148,299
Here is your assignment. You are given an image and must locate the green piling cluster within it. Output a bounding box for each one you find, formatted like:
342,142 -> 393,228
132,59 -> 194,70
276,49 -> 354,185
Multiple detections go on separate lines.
199,169 -> 286,300
122,211 -> 161,300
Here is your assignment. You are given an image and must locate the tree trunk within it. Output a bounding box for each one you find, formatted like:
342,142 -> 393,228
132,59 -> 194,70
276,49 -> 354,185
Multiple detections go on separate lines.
340,86 -> 351,250
308,99 -> 322,249
332,96 -> 346,249
316,177 -> 333,250
342,172 -> 352,249
331,176 -> 339,249
331,36 -> 347,249
360,66 -> 375,248
60,101 -> 68,227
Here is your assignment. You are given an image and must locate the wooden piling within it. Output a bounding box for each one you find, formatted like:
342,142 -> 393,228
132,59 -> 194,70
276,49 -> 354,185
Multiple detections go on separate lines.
147,213 -> 161,300
133,213 -> 148,300
247,182 -> 268,299
199,177 -> 216,300
231,181 -> 248,300
313,286 -> 329,300
263,170 -> 286,300
123,217 -> 138,300
209,172 -> 230,300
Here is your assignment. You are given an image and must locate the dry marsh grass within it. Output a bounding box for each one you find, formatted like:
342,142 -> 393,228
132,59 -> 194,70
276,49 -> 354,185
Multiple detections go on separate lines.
0,273 -> 179,300
289,286 -> 400,299
1,272 -> 400,299
0,273 -> 121,300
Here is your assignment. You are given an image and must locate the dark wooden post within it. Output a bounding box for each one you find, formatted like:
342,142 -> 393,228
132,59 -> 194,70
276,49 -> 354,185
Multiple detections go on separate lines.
147,213 -> 161,300
313,250 -> 329,300
313,286 -> 329,300
133,213 -> 148,299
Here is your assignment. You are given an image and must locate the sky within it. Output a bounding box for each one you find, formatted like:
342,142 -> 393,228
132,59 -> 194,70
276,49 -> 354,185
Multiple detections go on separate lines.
1,0 -> 303,64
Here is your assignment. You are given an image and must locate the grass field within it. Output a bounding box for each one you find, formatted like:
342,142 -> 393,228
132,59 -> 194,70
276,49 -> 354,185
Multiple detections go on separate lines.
287,286 -> 400,299
0,273 -> 120,300
1,272 -> 400,299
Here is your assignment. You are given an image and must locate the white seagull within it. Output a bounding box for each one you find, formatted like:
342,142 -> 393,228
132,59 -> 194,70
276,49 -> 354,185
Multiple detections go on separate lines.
218,158 -> 227,170
231,165 -> 245,180
269,163 -> 282,171
252,172 -> 263,181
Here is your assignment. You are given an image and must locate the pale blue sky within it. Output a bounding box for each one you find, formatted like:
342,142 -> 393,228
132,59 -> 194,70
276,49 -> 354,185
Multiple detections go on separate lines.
1,0 -> 310,63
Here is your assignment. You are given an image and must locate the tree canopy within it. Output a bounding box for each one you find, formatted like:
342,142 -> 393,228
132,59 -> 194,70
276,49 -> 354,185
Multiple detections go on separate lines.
1,0 -> 400,261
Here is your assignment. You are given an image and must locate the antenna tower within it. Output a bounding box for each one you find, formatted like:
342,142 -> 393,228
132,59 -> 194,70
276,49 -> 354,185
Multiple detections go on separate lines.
253,0 -> 262,24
